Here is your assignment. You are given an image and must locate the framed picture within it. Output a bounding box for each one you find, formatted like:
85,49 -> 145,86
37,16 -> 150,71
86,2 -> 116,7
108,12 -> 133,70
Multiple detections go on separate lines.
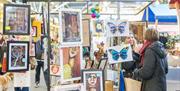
107,44 -> 133,64
60,46 -> 82,82
29,42 -> 36,57
92,19 -> 105,36
82,19 -> 91,46
98,58 -> 108,70
31,26 -> 37,37
7,41 -> 29,72
106,20 -> 129,37
82,69 -> 104,91
54,83 -> 84,91
3,4 -> 30,35
59,9 -> 83,45
50,64 -> 60,76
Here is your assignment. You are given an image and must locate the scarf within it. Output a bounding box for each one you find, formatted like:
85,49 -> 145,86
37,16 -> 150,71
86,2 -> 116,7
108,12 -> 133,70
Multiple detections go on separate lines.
139,41 -> 152,66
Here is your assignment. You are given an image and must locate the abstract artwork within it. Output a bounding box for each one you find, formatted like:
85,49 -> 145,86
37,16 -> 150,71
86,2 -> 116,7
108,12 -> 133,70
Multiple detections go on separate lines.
59,9 -> 83,45
7,41 -> 29,72
3,4 -> 30,35
106,20 -> 129,37
108,44 -> 133,64
82,70 -> 104,91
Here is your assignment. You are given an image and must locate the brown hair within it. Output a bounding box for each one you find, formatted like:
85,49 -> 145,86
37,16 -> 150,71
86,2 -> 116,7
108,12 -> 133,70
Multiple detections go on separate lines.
144,28 -> 159,42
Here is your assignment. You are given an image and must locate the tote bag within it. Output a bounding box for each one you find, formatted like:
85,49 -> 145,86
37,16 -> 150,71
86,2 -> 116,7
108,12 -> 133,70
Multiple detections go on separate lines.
124,78 -> 142,91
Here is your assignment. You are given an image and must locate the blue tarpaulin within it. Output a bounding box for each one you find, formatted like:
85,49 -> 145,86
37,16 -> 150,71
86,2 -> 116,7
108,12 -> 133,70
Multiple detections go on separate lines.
142,4 -> 177,23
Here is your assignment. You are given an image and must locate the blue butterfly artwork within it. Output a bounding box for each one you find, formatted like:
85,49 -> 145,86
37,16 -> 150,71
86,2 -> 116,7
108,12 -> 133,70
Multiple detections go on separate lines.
107,22 -> 127,34
108,47 -> 129,61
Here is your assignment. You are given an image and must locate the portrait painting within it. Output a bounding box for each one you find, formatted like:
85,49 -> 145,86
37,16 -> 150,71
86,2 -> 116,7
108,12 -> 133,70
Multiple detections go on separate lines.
59,9 -> 83,45
3,4 -> 30,35
60,46 -> 82,82
7,41 -> 29,72
108,44 -> 133,64
50,64 -> 60,76
82,70 -> 104,91
106,20 -> 129,37
29,42 -> 35,57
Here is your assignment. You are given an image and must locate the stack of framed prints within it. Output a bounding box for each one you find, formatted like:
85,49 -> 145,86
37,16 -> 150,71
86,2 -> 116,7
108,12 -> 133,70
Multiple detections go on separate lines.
59,9 -> 83,83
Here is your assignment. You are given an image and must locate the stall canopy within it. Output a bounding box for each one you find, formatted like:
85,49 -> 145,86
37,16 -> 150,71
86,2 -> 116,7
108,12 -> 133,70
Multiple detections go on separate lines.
142,4 -> 177,23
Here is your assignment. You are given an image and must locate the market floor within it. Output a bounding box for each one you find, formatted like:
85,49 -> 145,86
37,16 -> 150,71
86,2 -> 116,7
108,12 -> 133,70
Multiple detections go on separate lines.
7,69 -> 47,91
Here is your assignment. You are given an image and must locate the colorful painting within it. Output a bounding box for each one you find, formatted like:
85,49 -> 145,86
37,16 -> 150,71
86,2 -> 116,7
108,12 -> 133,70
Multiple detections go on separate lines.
92,20 -> 105,35
60,46 -> 82,81
106,20 -> 129,37
3,4 -> 30,35
108,44 -> 133,64
7,41 -> 29,72
59,9 -> 83,45
82,70 -> 104,91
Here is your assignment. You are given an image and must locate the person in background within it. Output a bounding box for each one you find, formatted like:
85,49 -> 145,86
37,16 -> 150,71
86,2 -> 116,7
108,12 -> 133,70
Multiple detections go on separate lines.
133,28 -> 168,91
0,33 -> 5,75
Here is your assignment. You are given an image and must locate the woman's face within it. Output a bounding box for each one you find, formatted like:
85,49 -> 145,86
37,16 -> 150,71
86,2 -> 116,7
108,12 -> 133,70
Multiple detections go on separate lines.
88,74 -> 97,86
125,37 -> 134,45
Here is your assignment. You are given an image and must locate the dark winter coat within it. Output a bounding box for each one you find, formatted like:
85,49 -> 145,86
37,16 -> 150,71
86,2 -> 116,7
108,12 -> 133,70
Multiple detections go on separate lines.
134,41 -> 168,91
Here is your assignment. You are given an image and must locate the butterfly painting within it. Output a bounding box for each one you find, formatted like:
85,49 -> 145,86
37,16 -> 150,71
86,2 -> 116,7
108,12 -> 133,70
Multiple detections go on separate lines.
108,45 -> 133,64
106,20 -> 129,37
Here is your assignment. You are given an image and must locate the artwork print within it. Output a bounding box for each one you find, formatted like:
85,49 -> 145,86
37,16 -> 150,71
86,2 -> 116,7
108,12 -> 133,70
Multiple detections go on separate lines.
7,41 -> 29,72
106,20 -> 129,37
29,42 -> 35,57
3,4 -> 30,35
14,71 -> 30,87
54,84 -> 84,91
108,45 -> 133,64
82,70 -> 104,91
60,46 -> 82,81
60,9 -> 82,45
50,65 -> 60,76
92,20 -> 104,35
31,26 -> 37,37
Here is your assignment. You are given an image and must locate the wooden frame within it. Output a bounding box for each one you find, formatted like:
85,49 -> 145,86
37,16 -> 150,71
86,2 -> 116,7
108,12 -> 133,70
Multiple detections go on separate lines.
3,4 -> 30,35
81,69 -> 105,91
7,41 -> 29,72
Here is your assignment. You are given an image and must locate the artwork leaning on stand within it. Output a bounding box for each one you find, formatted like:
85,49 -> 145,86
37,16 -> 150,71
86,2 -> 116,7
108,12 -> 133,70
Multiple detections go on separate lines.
3,4 -> 30,35
7,41 -> 29,72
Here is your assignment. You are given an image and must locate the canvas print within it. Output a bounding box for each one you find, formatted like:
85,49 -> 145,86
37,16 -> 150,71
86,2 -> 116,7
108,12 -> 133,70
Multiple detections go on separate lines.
50,64 -> 60,76
54,84 -> 84,91
60,46 -> 82,81
59,9 -> 83,45
29,42 -> 35,57
3,4 -> 30,35
92,20 -> 105,36
106,20 -> 129,37
82,19 -> 91,46
108,44 -> 133,64
31,26 -> 37,37
7,41 -> 29,72
82,70 -> 104,91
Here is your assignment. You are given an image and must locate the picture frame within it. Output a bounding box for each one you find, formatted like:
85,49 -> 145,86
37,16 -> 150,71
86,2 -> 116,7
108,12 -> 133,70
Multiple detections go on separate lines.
50,64 -> 60,76
107,44 -> 133,64
92,19 -> 105,36
60,45 -> 82,82
54,83 -> 84,91
82,19 -> 91,46
31,26 -> 37,37
29,42 -> 36,57
59,9 -> 83,45
81,69 -> 104,91
98,58 -> 108,70
7,41 -> 29,72
3,4 -> 30,35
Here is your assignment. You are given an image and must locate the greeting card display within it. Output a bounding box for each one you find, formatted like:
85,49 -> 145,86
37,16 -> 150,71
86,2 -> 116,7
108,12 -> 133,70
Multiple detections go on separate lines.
7,41 -> 29,72
59,9 -> 83,45
106,20 -> 129,37
108,44 -> 133,64
3,4 -> 30,35
60,46 -> 82,82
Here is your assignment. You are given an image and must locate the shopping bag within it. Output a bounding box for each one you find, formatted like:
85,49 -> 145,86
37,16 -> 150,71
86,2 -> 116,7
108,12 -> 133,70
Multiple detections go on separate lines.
124,78 -> 142,91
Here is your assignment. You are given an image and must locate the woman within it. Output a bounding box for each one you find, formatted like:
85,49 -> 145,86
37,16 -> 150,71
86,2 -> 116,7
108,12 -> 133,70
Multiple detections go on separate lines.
133,28 -> 168,91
